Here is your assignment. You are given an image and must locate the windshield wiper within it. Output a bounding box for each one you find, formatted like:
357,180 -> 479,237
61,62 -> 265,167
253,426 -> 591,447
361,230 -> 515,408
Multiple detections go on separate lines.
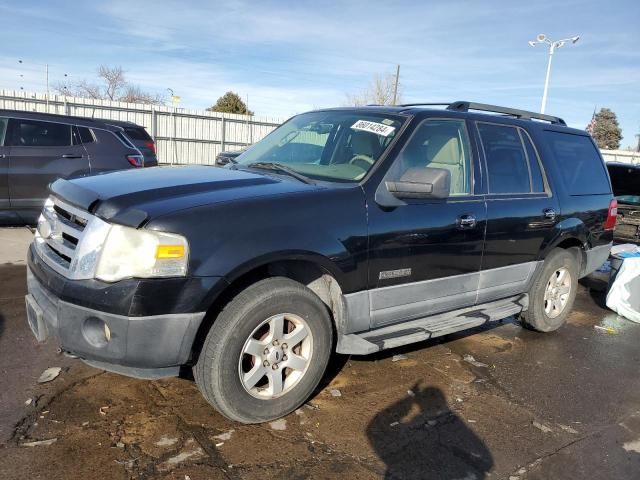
246,162 -> 314,184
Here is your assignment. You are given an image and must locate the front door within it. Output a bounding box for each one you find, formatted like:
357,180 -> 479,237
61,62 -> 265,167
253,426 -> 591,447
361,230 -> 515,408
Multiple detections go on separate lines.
363,117 -> 487,329
0,117 -> 13,222
7,118 -> 89,221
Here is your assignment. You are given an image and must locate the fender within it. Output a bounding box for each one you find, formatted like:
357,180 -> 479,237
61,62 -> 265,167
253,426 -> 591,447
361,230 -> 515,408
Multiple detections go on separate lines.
538,216 -> 589,260
221,249 -> 349,289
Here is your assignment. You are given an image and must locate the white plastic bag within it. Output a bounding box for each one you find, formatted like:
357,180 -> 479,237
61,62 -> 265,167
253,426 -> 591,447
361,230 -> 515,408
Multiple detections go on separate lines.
606,257 -> 640,323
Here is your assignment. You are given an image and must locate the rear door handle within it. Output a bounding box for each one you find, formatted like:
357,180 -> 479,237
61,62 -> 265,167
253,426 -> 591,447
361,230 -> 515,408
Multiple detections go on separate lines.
62,154 -> 83,159
456,214 -> 477,229
543,208 -> 557,222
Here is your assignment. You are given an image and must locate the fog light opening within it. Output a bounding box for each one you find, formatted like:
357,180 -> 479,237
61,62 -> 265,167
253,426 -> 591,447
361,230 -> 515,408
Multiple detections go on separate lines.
82,317 -> 111,348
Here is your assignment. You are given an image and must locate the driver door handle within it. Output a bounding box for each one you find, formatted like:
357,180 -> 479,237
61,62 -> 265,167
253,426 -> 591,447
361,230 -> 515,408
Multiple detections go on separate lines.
456,214 -> 477,230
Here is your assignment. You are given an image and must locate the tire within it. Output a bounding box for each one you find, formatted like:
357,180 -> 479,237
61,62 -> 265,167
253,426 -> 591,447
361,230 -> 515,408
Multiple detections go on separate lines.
520,248 -> 579,332
194,277 -> 333,423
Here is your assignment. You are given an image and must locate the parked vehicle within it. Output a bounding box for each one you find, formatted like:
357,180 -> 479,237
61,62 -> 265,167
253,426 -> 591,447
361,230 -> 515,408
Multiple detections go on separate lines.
104,119 -> 158,167
606,162 -> 640,244
25,102 -> 614,423
0,110 -> 152,224
215,147 -> 246,166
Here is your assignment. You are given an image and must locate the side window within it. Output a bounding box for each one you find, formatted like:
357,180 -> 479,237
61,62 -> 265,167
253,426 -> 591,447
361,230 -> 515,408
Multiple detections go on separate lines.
0,117 -> 7,146
478,123 -> 531,194
520,131 -> 546,193
8,119 -> 71,147
544,131 -> 611,195
395,118 -> 472,195
72,126 -> 94,145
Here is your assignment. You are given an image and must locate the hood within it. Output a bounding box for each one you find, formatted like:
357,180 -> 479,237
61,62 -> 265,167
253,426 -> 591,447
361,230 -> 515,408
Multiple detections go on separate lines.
50,166 -> 321,227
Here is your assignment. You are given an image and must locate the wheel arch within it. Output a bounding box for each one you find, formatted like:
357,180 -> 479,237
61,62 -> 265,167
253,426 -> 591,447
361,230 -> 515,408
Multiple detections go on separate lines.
190,253 -> 348,365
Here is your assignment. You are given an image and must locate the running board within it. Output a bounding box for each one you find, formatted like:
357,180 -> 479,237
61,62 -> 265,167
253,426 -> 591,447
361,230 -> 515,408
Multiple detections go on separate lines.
336,295 -> 528,355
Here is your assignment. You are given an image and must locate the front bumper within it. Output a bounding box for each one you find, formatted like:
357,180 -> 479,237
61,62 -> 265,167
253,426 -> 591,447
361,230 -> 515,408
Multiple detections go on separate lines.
25,249 -> 220,379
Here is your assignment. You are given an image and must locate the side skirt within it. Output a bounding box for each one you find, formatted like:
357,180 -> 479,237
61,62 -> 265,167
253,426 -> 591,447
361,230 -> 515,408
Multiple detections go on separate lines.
336,294 -> 528,355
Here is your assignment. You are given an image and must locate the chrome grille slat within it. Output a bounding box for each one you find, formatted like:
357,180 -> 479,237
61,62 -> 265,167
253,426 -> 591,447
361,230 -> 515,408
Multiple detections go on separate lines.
34,196 -> 110,280
45,236 -> 75,259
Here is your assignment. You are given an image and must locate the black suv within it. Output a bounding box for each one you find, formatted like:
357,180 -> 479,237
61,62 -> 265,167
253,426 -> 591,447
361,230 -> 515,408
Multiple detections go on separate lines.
0,110 -> 153,224
25,102 -> 615,423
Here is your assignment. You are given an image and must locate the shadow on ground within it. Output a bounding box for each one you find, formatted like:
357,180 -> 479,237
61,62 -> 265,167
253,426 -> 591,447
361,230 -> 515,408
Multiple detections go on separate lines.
367,384 -> 493,480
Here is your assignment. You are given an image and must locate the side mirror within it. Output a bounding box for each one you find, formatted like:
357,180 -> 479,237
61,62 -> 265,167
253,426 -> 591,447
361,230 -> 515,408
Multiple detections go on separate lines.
385,167 -> 450,199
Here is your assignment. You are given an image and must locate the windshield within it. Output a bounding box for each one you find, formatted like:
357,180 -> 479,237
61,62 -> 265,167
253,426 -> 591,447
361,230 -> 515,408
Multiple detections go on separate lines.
235,110 -> 405,182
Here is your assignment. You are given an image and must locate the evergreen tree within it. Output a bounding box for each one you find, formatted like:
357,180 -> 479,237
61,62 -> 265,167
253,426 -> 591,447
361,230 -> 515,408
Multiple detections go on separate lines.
207,91 -> 253,115
590,107 -> 622,150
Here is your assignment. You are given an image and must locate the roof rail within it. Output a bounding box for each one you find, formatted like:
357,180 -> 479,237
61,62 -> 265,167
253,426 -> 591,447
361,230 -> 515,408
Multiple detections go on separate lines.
447,101 -> 566,125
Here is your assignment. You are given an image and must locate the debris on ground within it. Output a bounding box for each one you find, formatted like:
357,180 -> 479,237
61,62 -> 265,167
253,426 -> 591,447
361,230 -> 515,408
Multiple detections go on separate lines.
594,325 -> 618,334
329,389 -> 342,397
20,438 -> 58,447
532,421 -> 553,433
407,389 -> 415,398
24,398 -> 33,406
99,406 -> 110,415
304,403 -> 319,410
116,441 -> 125,448
558,424 -> 579,434
212,429 -> 234,442
37,367 -> 61,384
390,421 -> 400,427
463,354 -> 489,368
392,354 -> 408,362
155,436 -> 179,447
269,418 -> 287,431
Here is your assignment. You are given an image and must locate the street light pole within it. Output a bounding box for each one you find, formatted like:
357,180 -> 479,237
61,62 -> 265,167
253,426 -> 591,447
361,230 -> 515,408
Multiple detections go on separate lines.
540,44 -> 554,114
528,34 -> 580,114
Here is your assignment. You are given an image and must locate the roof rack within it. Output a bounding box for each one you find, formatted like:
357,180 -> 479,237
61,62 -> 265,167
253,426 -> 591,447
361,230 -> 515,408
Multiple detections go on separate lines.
397,101 -> 566,125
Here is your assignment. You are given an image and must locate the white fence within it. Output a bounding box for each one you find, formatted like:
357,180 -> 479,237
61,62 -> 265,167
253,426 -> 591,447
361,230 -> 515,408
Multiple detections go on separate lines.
0,90 -> 285,165
601,149 -> 640,165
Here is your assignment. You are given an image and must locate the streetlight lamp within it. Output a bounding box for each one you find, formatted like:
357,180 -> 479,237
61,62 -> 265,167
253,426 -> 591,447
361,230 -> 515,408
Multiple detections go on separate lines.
18,59 -> 50,111
528,34 -> 580,114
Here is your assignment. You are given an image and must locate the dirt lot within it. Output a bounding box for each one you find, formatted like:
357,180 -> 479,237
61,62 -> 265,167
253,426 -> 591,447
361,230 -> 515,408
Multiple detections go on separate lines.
1,228 -> 639,479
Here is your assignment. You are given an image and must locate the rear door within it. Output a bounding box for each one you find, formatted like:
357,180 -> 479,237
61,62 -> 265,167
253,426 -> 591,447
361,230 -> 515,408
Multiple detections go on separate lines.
7,118 -> 89,216
475,122 -> 560,304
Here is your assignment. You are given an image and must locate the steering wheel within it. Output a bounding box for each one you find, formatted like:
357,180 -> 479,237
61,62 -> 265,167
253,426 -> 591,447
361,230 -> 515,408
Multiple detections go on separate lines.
349,155 -> 375,170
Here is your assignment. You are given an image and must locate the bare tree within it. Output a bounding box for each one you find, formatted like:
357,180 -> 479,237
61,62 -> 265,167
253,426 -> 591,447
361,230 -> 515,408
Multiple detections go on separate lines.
54,65 -> 163,105
346,71 -> 403,106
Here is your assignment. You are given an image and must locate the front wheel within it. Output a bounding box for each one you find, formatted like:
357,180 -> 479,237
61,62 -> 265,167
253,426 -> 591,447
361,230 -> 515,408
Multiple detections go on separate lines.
194,277 -> 333,423
520,248 -> 579,332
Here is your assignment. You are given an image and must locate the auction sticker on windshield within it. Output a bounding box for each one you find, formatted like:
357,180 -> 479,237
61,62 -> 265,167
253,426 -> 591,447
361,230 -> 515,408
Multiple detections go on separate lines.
351,120 -> 396,137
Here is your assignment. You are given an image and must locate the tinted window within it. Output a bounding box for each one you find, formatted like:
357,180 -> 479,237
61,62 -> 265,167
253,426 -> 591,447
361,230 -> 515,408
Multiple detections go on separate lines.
478,123 -> 530,194
521,131 -> 545,193
395,118 -> 472,195
0,117 -> 7,146
124,127 -> 151,141
72,126 -> 94,145
8,119 -> 71,147
545,131 -> 611,195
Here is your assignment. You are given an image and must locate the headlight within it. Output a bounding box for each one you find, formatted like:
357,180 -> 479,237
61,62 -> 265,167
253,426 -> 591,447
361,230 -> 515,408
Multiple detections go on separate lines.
95,225 -> 189,282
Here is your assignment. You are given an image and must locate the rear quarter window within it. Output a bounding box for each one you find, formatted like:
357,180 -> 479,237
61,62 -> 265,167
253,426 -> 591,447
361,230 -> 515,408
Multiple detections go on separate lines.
124,127 -> 152,141
544,131 -> 611,195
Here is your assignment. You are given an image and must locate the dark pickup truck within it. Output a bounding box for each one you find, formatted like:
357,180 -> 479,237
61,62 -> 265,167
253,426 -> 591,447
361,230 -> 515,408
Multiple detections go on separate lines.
25,102 -> 614,423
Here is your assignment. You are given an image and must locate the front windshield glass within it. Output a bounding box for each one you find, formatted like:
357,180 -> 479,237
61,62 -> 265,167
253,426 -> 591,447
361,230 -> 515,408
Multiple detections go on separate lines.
235,110 -> 406,182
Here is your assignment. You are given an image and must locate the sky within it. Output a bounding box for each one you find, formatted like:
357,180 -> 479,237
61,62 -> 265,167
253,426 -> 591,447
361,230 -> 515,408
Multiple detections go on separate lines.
0,0 -> 638,147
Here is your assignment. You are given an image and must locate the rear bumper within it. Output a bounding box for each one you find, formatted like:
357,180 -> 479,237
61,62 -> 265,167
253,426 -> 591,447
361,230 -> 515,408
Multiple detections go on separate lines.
26,266 -> 207,379
580,242 -> 613,277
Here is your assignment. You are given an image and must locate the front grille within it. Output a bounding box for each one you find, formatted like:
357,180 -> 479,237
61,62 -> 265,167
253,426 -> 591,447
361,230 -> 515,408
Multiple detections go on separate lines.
37,197 -> 91,272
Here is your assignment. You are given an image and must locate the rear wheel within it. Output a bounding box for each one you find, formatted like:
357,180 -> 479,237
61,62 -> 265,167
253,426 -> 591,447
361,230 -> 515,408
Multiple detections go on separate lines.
520,249 -> 579,332
194,277 -> 332,423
